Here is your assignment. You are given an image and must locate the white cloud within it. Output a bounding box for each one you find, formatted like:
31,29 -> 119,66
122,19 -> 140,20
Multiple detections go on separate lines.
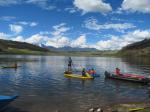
0,16 -> 16,21
84,18 -> 136,32
2,29 -> 150,50
45,36 -> 70,48
12,36 -> 24,42
94,29 -> 150,50
121,0 -> 150,13
71,35 -> 87,48
25,34 -> 48,45
73,0 -> 112,14
9,24 -> 23,34
17,21 -> 28,25
17,21 -> 38,27
0,0 -> 21,6
26,0 -> 55,10
0,0 -> 55,10
19,23 -> 71,48
44,23 -> 71,48
0,32 -> 9,39
51,23 -> 70,36
30,22 -> 37,27
65,7 -> 77,13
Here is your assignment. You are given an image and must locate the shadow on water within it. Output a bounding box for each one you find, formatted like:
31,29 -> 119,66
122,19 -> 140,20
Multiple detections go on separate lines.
1,106 -> 29,112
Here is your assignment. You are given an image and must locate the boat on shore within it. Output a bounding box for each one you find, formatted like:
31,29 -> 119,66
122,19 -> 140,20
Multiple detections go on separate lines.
0,95 -> 18,110
104,71 -> 150,84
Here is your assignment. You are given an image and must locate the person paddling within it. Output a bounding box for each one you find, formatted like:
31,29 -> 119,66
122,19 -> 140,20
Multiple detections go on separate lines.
82,68 -> 86,77
115,68 -> 121,76
91,68 -> 96,75
68,57 -> 72,72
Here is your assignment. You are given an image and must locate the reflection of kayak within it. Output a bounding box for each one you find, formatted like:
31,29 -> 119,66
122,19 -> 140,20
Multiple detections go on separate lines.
104,71 -> 150,84
64,73 -> 94,79
0,95 -> 18,110
1,66 -> 21,69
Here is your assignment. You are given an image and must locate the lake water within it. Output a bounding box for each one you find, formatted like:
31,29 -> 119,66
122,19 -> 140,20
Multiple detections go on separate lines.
0,55 -> 150,112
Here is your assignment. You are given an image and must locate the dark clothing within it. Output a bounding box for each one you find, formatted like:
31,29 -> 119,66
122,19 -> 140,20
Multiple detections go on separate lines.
68,57 -> 72,72
82,70 -> 86,76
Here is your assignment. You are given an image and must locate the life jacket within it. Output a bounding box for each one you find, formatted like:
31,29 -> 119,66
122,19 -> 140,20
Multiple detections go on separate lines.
115,69 -> 120,75
90,70 -> 96,75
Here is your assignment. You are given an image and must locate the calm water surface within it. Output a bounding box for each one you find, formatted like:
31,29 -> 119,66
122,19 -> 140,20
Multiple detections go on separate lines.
0,55 -> 150,112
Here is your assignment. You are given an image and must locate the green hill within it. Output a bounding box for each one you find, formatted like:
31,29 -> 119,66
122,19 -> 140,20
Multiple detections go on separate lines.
0,39 -> 49,54
118,39 -> 150,57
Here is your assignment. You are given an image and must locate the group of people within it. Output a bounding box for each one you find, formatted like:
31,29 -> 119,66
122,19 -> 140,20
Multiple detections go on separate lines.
67,57 -> 96,77
67,57 -> 122,77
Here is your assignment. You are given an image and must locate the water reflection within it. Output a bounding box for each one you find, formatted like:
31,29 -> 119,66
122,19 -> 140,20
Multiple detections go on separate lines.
0,55 -> 150,112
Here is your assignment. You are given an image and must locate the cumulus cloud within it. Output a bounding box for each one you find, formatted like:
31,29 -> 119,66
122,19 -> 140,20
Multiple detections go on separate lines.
73,0 -> 112,14
9,23 -> 87,48
0,32 -> 9,39
94,29 -> 150,50
71,35 -> 87,48
84,18 -> 136,32
9,24 -> 23,34
18,23 -> 71,48
44,23 -> 71,48
51,23 -> 70,37
12,36 -> 24,42
25,34 -> 48,45
2,29 -> 150,50
121,0 -> 150,13
45,36 -> 70,48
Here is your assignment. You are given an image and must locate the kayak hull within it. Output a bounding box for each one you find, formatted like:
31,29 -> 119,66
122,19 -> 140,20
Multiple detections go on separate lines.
104,71 -> 150,84
0,95 -> 18,110
64,74 -> 94,80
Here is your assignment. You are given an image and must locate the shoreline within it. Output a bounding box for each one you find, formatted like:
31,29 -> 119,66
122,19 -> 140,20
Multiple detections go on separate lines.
102,101 -> 150,112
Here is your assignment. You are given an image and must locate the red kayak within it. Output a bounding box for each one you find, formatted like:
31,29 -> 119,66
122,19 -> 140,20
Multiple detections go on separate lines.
105,71 -> 150,84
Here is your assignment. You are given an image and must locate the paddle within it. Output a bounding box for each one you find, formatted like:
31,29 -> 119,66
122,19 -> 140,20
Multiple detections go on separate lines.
129,106 -> 150,112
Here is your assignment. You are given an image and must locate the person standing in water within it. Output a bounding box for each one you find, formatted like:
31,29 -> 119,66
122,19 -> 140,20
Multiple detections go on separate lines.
14,62 -> 17,68
68,57 -> 72,72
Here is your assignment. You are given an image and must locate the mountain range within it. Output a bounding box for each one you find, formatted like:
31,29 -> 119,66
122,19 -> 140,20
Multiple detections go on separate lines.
41,44 -> 98,52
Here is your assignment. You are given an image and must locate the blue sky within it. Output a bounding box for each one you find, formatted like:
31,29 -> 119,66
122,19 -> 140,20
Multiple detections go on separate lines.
0,0 -> 150,50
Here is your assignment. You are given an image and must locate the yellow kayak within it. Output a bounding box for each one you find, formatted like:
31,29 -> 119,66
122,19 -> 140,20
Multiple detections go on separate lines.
64,73 -> 94,79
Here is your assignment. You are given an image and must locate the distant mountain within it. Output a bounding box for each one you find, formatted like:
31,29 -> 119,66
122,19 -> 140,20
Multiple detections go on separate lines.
118,38 -> 150,57
42,45 -> 98,52
0,39 -> 49,54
